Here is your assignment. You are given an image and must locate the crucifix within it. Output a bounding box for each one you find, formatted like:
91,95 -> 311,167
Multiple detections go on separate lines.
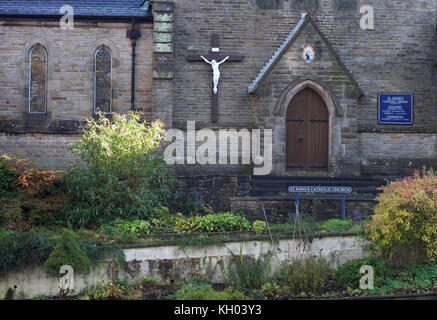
187,34 -> 244,123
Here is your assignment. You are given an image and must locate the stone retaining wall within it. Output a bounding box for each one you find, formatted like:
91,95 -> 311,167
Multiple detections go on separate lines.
230,197 -> 375,222
0,235 -> 366,299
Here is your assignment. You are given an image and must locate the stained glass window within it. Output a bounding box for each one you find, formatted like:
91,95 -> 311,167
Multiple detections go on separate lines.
94,46 -> 112,114
29,44 -> 47,113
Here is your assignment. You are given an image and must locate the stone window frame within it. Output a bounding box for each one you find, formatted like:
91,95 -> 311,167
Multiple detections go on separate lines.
28,43 -> 48,114
93,44 -> 113,115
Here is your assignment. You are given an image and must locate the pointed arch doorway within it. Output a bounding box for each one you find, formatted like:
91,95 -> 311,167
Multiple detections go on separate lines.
286,87 -> 329,171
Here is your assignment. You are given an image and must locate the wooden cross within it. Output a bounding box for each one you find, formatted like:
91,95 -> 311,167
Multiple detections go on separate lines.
187,34 -> 244,123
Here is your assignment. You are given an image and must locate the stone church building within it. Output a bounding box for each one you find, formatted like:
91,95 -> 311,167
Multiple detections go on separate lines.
0,0 -> 436,216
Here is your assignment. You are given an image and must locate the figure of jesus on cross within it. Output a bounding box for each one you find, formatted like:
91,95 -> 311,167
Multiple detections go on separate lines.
188,34 -> 244,123
200,55 -> 229,94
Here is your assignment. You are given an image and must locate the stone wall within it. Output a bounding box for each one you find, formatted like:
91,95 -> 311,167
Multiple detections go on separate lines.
167,0 -> 437,176
230,197 -> 375,223
359,133 -> 437,159
361,158 -> 437,178
259,21 -> 361,176
0,20 -> 154,169
0,133 -> 81,170
175,175 -> 239,212
359,133 -> 437,177
0,21 -> 153,121
1,0 -> 436,175
0,235 -> 366,299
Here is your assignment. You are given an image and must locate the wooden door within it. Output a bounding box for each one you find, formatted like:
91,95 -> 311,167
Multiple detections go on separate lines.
286,88 -> 329,171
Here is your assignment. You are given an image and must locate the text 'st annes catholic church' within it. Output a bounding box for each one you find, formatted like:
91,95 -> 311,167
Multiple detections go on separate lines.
0,0 -> 436,214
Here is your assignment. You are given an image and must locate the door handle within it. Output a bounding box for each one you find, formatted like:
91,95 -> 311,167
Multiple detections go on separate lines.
297,136 -> 304,144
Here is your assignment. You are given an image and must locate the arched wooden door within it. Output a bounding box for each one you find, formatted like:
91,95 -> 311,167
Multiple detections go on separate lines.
286,88 -> 329,171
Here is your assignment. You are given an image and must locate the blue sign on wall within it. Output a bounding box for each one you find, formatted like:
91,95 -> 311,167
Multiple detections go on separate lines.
378,93 -> 414,125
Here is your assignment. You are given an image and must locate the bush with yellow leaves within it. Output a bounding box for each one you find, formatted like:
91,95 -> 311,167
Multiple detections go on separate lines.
365,169 -> 437,266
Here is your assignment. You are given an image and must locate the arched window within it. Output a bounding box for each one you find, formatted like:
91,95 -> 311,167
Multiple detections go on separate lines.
94,45 -> 112,114
28,44 -> 48,113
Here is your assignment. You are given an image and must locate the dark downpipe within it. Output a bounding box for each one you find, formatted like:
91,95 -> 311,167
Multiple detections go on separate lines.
127,20 -> 142,111
131,38 -> 137,111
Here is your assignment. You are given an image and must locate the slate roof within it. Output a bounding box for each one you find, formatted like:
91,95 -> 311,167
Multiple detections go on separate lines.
248,12 -> 363,96
0,0 -> 152,19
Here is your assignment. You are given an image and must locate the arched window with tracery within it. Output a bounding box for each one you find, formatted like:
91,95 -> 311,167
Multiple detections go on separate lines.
28,44 -> 48,113
94,45 -> 112,114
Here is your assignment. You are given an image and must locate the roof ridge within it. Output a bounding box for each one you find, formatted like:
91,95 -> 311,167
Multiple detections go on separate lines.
248,12 -> 308,94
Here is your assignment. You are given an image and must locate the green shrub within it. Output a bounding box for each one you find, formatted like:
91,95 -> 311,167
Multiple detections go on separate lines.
79,280 -> 128,300
149,208 -> 185,233
176,286 -> 249,300
0,157 -> 67,231
77,238 -> 125,266
229,249 -> 272,292
0,228 -> 57,272
43,230 -> 91,277
149,207 -> 251,234
177,211 -> 252,233
406,263 -> 437,287
0,156 -> 19,198
63,112 -> 179,227
256,282 -> 285,300
358,263 -> 437,295
365,169 -> 437,265
180,190 -> 205,217
316,219 -> 353,233
276,257 -> 331,295
170,278 -> 211,300
253,220 -> 267,235
0,228 -> 123,273
270,215 -> 314,234
319,219 -> 352,228
102,219 -> 150,237
335,256 -> 391,290
140,277 -> 157,286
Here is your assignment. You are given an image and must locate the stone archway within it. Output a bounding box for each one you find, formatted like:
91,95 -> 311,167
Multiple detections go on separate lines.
271,77 -> 341,175
274,76 -> 339,117
286,87 -> 329,171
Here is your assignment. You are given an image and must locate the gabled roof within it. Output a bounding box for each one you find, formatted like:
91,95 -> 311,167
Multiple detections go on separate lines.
0,0 -> 152,19
248,12 -> 363,96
